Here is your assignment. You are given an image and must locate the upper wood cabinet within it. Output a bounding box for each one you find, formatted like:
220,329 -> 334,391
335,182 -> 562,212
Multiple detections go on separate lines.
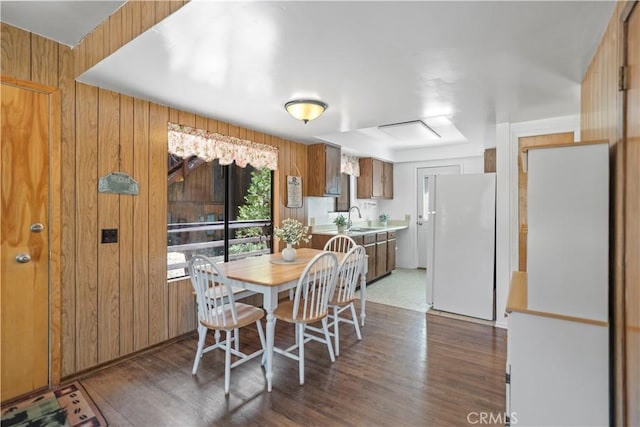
357,158 -> 393,199
335,173 -> 350,211
307,144 -> 341,196
383,161 -> 393,199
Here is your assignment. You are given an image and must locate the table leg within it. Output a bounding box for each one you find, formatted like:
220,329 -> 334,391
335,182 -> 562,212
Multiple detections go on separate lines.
263,289 -> 277,392
360,273 -> 366,326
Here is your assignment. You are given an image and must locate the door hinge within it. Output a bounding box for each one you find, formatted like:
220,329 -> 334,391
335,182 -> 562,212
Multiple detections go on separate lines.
619,66 -> 628,91
505,372 -> 511,384
505,415 -> 511,427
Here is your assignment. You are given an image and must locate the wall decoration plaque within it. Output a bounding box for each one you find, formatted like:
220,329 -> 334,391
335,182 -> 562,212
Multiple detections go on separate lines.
286,176 -> 303,208
98,172 -> 139,195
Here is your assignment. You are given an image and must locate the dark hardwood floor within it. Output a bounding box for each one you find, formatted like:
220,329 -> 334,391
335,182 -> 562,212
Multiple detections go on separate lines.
79,302 -> 507,426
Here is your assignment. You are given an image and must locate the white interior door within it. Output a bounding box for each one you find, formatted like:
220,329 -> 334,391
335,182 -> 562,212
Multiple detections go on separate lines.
417,166 -> 459,305
432,173 -> 496,320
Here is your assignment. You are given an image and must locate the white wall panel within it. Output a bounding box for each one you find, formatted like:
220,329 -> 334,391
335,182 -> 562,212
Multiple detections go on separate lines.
527,143 -> 609,321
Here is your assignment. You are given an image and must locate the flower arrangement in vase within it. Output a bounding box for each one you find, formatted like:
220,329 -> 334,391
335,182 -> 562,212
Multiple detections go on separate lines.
273,218 -> 311,261
378,213 -> 389,227
333,214 -> 347,233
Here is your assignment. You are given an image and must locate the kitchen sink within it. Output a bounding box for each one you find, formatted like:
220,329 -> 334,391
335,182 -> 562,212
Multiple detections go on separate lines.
349,226 -> 385,232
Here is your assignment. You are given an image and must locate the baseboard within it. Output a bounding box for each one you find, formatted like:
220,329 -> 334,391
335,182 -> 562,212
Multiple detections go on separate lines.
494,318 -> 508,329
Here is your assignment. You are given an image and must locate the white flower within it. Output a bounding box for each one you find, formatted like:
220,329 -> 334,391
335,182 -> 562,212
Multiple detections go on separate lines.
274,218 -> 311,246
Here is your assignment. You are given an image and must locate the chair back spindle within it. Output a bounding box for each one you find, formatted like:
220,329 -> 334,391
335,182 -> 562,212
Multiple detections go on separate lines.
188,255 -> 238,328
334,246 -> 366,305
323,235 -> 357,253
292,252 -> 339,322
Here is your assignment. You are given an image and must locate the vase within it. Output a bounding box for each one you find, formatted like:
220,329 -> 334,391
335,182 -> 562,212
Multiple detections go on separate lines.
337,225 -> 346,234
381,221 -> 387,227
282,243 -> 297,262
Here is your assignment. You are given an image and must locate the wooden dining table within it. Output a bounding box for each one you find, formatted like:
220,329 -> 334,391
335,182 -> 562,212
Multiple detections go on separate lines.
217,247 -> 367,392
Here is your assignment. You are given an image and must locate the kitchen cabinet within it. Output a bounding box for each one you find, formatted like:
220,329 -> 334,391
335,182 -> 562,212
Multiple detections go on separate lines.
375,232 -> 387,277
386,231 -> 396,271
357,158 -> 393,199
506,274 -> 608,427
307,143 -> 341,196
506,142 -> 609,427
311,233 -> 363,251
363,234 -> 376,283
526,143 -> 608,320
351,235 -> 364,246
310,230 -> 398,283
334,173 -> 350,212
383,161 -> 393,199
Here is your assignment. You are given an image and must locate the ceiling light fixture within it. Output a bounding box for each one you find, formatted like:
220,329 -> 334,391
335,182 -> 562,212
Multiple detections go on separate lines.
284,99 -> 328,124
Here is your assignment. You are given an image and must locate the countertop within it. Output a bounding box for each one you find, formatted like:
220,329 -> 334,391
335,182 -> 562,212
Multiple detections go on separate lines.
506,271 -> 608,326
311,224 -> 408,237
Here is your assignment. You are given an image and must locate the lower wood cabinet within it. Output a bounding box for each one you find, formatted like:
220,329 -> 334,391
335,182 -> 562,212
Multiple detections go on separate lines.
387,233 -> 396,271
375,232 -> 387,277
507,312 -> 608,426
311,231 -> 396,283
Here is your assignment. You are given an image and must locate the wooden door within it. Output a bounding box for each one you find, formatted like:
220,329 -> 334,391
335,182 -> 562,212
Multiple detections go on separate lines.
518,132 -> 574,270
623,3 -> 639,424
1,78 -> 60,402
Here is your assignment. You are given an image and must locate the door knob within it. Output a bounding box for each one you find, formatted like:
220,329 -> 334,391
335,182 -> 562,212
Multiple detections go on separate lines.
16,254 -> 31,263
30,223 -> 45,233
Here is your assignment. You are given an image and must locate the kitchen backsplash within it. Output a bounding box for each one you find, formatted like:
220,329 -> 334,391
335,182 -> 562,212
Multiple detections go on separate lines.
305,196 -> 379,227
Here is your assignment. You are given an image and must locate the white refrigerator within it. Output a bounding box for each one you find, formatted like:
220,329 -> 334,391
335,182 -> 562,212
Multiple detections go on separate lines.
429,173 -> 496,320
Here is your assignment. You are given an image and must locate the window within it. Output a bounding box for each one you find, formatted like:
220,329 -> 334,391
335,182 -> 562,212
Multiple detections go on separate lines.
336,154 -> 359,211
166,123 -> 277,280
167,157 -> 273,279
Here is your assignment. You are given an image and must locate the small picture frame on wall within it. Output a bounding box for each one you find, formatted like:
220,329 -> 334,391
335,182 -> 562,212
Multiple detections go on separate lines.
286,176 -> 303,208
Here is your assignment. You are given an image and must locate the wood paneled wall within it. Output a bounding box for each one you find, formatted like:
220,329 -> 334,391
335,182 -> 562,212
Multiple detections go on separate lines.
73,1 -> 187,78
580,2 -> 638,425
581,3 -> 624,143
1,10 -> 309,378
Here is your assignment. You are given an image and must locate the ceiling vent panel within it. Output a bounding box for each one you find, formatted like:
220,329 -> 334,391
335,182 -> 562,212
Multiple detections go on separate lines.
378,120 -> 441,141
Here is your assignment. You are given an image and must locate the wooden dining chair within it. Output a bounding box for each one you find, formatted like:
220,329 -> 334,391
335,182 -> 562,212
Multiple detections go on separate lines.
273,251 -> 339,385
286,235 -> 355,301
328,245 -> 365,356
323,234 -> 357,253
188,254 -> 266,394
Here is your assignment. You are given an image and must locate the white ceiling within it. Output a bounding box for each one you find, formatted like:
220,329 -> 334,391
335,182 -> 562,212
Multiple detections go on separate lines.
0,1 -> 125,47
1,1 -> 615,162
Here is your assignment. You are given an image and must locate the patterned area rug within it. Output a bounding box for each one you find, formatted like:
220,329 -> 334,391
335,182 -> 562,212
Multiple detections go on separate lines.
1,382 -> 107,427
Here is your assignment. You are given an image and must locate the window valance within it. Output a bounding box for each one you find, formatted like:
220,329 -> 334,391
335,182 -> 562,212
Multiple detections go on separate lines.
168,122 -> 279,170
341,154 -> 360,177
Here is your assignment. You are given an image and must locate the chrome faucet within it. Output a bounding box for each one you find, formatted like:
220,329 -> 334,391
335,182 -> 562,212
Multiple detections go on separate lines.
347,205 -> 362,231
